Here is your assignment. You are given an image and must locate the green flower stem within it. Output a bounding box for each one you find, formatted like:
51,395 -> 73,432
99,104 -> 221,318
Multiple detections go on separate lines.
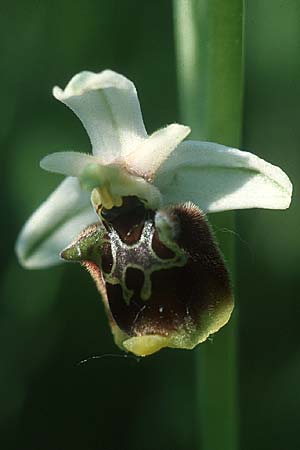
173,1 -> 244,450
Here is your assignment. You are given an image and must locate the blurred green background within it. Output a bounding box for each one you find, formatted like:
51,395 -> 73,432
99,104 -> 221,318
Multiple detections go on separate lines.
0,1 -> 299,449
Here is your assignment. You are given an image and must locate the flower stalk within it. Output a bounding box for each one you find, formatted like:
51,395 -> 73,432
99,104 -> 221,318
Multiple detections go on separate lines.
174,1 -> 244,449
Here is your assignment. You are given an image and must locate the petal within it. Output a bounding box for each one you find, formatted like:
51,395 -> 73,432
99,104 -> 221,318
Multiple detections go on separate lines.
16,177 -> 97,269
53,70 -> 148,163
41,152 -> 163,210
40,151 -> 95,176
154,141 -> 293,212
124,124 -> 190,179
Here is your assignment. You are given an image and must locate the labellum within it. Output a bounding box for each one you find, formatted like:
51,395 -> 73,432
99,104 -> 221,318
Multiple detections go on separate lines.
61,197 -> 233,356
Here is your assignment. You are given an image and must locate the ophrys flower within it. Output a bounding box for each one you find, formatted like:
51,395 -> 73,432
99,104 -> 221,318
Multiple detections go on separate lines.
16,70 -> 292,356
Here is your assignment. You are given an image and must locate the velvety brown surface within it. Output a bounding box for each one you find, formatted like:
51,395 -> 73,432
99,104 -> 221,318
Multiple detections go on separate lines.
102,196 -> 147,245
99,200 -> 231,337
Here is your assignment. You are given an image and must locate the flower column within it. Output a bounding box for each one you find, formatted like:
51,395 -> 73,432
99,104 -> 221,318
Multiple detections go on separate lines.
174,1 -> 244,449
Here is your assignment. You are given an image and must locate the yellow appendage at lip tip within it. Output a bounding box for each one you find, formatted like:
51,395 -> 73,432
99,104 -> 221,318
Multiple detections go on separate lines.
123,335 -> 170,356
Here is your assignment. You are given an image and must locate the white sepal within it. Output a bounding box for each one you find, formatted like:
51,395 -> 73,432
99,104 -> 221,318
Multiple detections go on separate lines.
15,177 -> 97,268
155,141 -> 292,212
53,70 -> 147,163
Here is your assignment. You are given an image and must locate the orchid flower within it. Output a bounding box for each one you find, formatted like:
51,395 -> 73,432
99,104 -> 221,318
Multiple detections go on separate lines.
16,70 -> 292,356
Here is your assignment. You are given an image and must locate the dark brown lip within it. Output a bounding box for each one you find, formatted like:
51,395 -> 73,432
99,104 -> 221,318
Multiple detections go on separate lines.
101,202 -> 232,338
60,198 -> 232,341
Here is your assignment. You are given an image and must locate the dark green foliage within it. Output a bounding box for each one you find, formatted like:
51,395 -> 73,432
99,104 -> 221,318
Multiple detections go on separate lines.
0,1 -> 299,449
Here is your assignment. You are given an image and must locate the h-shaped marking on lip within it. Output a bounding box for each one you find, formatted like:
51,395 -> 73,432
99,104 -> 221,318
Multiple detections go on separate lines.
102,218 -> 187,305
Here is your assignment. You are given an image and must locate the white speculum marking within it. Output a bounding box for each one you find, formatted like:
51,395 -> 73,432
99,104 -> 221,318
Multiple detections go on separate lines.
102,219 -> 187,305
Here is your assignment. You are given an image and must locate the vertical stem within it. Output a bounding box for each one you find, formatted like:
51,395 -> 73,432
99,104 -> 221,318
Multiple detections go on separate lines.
173,1 -> 244,450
